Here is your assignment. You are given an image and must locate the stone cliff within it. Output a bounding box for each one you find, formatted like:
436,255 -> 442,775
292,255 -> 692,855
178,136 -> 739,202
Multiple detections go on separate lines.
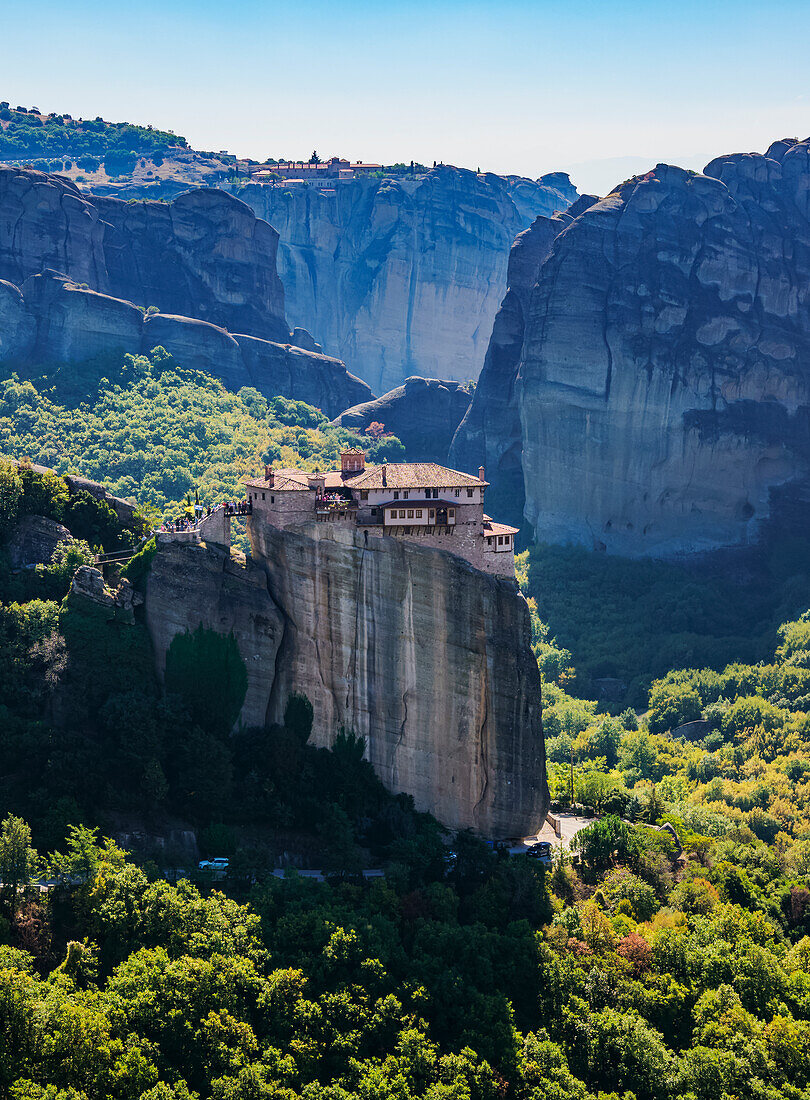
455,138 -> 810,555
144,524 -> 547,836
0,168 -> 373,417
239,166 -> 577,392
450,195 -> 598,528
330,376 -> 473,464
0,167 -> 287,340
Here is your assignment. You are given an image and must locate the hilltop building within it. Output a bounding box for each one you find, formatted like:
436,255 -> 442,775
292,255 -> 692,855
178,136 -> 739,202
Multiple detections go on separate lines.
245,157 -> 382,182
243,450 -> 518,576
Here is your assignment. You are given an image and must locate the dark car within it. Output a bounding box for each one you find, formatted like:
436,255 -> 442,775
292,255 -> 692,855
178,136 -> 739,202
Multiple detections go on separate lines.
526,841 -> 553,861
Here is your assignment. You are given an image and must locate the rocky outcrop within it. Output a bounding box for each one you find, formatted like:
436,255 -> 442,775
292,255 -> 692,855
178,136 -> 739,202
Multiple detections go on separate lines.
6,514 -> 72,570
450,195 -> 599,527
0,270 -> 373,419
233,334 -> 372,416
64,472 -> 137,526
240,166 -> 577,392
21,272 -> 144,364
70,566 -> 144,623
330,376 -> 473,464
144,525 -> 547,836
517,143 -> 810,555
0,168 -> 287,341
456,137 -> 810,555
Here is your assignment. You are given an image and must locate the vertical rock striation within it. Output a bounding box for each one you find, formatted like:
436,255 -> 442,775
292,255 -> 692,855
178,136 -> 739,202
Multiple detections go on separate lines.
239,167 -> 578,392
457,138 -> 810,556
144,525 -> 547,837
450,196 -> 598,528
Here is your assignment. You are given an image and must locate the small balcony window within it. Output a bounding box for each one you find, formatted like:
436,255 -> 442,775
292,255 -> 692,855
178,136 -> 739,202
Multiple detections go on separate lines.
407,509 -> 414,518
399,509 -> 406,519
467,489 -> 474,498
415,509 -> 422,518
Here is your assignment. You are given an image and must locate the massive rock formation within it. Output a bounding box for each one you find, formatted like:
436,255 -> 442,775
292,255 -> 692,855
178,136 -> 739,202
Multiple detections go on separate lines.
0,169 -> 373,417
0,167 -> 287,340
145,523 -> 547,836
455,138 -> 810,556
331,376 -> 473,464
450,195 -> 599,528
239,166 -> 577,392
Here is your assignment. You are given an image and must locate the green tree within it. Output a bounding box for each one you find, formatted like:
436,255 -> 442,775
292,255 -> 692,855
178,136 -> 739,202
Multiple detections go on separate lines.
165,626 -> 247,737
0,816 -> 37,915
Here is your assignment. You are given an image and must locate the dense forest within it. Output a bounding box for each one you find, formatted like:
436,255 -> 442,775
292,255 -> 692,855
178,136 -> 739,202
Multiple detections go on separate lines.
2,367 -> 810,1097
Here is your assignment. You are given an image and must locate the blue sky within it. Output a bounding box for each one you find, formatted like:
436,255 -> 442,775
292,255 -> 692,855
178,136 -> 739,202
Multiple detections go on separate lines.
2,0 -> 809,194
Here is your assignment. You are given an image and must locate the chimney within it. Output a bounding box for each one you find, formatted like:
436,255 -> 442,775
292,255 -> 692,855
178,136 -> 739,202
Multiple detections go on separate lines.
478,466 -> 485,482
265,465 -> 274,486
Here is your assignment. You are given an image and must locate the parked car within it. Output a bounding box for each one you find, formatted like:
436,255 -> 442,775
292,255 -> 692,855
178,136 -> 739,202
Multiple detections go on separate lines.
526,841 -> 553,862
198,857 -> 229,873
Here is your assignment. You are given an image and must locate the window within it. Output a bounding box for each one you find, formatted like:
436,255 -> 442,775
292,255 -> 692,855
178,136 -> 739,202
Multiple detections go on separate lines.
487,536 -> 493,545
407,509 -> 414,518
262,493 -> 265,500
454,489 -> 460,497
429,509 -> 435,522
271,495 -> 275,504
467,489 -> 474,498
371,507 -> 378,517
498,535 -> 504,545
394,491 -> 399,500
399,509 -> 406,519
449,509 -> 455,520
361,490 -> 368,500
506,535 -> 511,545
403,491 -> 409,499
415,509 -> 422,518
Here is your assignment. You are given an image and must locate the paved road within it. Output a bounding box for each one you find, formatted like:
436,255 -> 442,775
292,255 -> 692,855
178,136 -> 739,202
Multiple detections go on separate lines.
535,812 -> 595,847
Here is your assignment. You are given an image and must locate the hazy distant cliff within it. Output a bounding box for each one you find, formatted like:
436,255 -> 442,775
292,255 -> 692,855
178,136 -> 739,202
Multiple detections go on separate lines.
239,166 -> 578,392
145,524 -> 547,836
455,138 -> 810,555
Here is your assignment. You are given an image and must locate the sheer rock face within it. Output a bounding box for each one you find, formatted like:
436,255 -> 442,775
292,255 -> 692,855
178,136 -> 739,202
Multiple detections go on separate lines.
240,166 -> 577,393
0,168 -> 287,340
145,542 -> 285,733
0,279 -> 35,360
330,376 -> 473,464
449,195 -> 600,528
520,145 -> 810,555
144,527 -> 547,836
457,138 -> 810,556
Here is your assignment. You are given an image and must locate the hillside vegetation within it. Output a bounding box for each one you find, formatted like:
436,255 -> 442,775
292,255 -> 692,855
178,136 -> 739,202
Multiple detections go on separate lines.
0,102 -> 185,171
1,362 -> 810,1097
521,543 -> 810,707
0,348 -> 404,524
